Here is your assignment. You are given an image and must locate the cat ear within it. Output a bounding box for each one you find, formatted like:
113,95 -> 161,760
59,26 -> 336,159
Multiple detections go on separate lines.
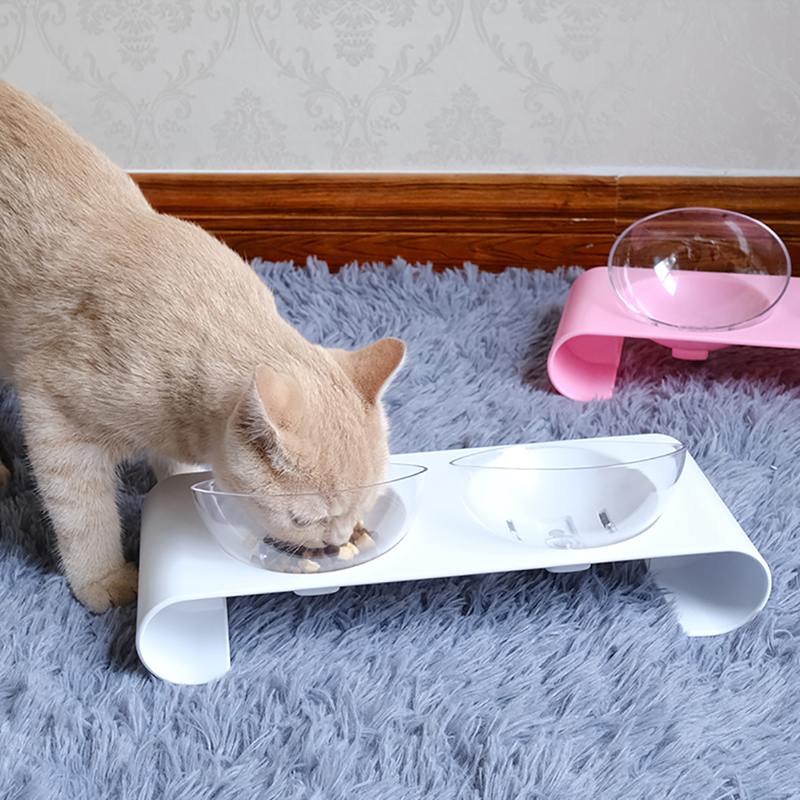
253,364 -> 304,431
234,366 -> 304,459
332,338 -> 406,404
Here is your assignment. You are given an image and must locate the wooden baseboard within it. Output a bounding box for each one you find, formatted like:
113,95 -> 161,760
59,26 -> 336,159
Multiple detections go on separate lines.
132,173 -> 800,273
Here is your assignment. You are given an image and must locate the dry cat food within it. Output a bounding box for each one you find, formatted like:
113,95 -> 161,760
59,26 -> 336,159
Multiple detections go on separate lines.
260,521 -> 376,573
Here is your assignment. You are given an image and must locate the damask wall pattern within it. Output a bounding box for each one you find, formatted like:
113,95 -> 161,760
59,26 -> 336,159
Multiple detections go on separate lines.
1,1 -> 798,172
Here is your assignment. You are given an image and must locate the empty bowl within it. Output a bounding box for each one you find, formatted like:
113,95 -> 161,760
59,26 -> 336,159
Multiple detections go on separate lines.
450,438 -> 686,549
192,463 -> 427,573
609,207 -> 791,331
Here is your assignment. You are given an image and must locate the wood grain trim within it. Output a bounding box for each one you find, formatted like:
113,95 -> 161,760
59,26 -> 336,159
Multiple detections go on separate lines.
132,173 -> 800,273
135,174 -> 618,216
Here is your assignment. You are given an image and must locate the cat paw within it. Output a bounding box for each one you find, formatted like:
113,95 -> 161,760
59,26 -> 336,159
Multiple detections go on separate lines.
73,563 -> 139,613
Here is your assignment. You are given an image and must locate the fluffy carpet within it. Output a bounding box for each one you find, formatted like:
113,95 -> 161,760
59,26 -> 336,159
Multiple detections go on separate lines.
1,259 -> 799,800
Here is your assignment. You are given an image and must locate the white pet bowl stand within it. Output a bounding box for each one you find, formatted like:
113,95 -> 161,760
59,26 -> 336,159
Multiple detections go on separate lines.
136,435 -> 771,685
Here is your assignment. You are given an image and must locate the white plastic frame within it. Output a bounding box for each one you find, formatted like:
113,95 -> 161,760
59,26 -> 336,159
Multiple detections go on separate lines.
136,435 -> 771,684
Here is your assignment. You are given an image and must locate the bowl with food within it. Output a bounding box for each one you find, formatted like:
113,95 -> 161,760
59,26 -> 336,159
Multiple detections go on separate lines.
191,462 -> 427,573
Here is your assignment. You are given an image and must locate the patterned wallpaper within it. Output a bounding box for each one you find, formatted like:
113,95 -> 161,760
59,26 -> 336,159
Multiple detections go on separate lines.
1,1 -> 798,172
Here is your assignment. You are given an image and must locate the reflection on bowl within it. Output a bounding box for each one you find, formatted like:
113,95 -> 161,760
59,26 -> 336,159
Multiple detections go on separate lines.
609,207 -> 791,331
192,463 -> 427,573
450,439 -> 686,549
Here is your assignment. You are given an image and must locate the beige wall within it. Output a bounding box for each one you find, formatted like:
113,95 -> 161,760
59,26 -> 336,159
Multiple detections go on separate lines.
1,1 -> 798,173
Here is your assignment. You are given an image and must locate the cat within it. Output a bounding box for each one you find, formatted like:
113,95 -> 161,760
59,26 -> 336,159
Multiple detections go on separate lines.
0,81 -> 405,612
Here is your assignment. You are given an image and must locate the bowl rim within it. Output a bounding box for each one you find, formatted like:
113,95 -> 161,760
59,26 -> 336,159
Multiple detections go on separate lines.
190,461 -> 427,499
607,206 -> 792,332
448,441 -> 687,472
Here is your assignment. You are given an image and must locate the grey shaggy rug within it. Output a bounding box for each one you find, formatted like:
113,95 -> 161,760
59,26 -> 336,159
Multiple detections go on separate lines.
1,259 -> 799,800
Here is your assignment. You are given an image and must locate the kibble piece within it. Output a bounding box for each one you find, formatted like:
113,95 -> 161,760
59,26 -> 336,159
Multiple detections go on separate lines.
299,558 -> 321,573
351,521 -> 375,549
337,542 -> 359,561
353,531 -> 376,550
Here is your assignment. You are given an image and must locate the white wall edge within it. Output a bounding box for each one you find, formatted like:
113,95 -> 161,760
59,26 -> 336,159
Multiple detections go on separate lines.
127,167 -> 800,177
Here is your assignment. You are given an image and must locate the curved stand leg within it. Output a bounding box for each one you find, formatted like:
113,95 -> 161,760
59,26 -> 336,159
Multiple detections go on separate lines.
548,334 -> 624,401
547,268 -> 627,400
649,551 -> 771,636
137,597 -> 230,685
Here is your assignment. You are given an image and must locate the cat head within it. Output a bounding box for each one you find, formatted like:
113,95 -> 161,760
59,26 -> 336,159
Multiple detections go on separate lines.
211,338 -> 405,549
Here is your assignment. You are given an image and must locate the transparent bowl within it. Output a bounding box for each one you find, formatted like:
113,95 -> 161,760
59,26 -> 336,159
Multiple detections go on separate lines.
609,207 -> 791,331
192,463 -> 426,573
450,439 -> 687,549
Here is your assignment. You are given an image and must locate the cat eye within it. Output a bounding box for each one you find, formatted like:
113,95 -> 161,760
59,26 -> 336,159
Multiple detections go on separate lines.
289,511 -> 323,528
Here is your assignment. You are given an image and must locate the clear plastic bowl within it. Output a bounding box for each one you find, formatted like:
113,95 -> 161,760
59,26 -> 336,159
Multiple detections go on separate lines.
192,463 -> 426,573
609,207 -> 791,331
450,439 -> 687,549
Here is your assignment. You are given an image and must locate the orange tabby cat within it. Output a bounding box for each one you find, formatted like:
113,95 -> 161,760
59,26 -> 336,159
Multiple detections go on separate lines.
0,81 -> 405,612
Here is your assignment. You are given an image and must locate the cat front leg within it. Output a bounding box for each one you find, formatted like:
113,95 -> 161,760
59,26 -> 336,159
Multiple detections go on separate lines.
23,405 -> 137,612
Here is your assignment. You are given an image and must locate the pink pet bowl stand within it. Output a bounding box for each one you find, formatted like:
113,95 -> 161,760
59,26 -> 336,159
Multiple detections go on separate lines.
548,267 -> 800,401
